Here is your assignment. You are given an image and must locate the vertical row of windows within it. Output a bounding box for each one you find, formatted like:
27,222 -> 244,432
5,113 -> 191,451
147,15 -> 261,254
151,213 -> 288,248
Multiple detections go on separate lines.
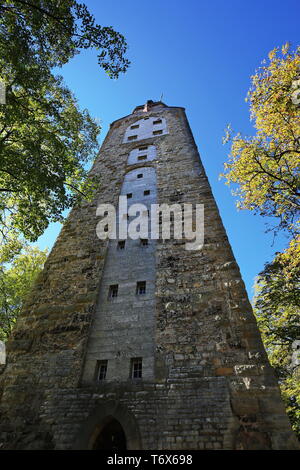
95,358 -> 143,381
101,136 -> 157,383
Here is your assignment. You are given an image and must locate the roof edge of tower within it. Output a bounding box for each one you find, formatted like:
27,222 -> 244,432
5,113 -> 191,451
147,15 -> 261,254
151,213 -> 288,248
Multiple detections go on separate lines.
109,101 -> 186,127
132,100 -> 167,113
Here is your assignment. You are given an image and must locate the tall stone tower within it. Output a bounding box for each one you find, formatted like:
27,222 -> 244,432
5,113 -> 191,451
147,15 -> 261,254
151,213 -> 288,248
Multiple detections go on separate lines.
0,101 -> 298,450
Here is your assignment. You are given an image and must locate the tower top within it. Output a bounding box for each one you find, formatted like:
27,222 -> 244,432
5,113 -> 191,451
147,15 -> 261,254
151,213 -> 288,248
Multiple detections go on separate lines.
110,101 -> 186,128
132,100 -> 167,114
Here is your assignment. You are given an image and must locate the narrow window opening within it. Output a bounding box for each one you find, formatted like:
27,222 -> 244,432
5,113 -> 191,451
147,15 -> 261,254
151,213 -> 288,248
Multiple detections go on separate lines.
130,357 -> 142,379
139,145 -> 148,151
117,240 -> 126,250
144,190 -> 150,196
96,360 -> 108,381
128,135 -> 137,141
130,124 -> 139,129
153,130 -> 163,136
137,173 -> 143,178
138,155 -> 147,161
127,193 -> 132,199
136,281 -> 146,295
108,284 -> 118,299
153,119 -> 162,125
140,239 -> 148,247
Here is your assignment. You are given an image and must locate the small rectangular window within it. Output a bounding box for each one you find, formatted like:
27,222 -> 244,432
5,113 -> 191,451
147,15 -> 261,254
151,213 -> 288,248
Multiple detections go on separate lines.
108,284 -> 118,299
117,240 -> 126,250
96,360 -> 108,381
139,145 -> 148,151
127,193 -> 132,199
130,124 -> 139,129
144,190 -> 150,196
138,155 -> 147,161
136,281 -> 146,295
140,239 -> 148,247
153,119 -> 162,125
137,173 -> 143,178
153,130 -> 163,136
128,135 -> 137,141
130,357 -> 142,379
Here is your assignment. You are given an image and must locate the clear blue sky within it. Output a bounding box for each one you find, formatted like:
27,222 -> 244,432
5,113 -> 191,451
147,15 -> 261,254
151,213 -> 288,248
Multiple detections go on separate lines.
37,0 -> 299,300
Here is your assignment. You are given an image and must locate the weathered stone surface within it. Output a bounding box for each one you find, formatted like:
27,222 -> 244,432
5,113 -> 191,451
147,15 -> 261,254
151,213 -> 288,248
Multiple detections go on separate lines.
0,100 -> 298,450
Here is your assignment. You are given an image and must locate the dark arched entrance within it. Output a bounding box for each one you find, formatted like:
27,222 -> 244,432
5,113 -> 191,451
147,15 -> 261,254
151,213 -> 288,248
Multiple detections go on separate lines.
93,417 -> 127,450
73,401 -> 142,450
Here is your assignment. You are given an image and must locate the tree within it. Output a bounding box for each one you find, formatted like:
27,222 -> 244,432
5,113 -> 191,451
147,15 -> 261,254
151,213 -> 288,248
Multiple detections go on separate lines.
254,237 -> 300,438
0,1 -> 129,247
0,1 -> 129,77
222,44 -> 300,438
0,243 -> 48,341
222,44 -> 300,234
0,68 -> 101,243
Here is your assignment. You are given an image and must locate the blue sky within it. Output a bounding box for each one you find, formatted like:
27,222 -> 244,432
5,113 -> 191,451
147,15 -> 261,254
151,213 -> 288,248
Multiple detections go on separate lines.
37,0 -> 299,299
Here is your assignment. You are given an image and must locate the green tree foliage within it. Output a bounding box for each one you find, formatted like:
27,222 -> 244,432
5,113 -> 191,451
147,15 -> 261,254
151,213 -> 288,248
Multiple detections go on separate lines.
222,44 -> 300,234
0,1 -> 129,246
0,0 -> 129,76
222,44 -> 300,438
254,238 -> 300,438
0,243 -> 48,341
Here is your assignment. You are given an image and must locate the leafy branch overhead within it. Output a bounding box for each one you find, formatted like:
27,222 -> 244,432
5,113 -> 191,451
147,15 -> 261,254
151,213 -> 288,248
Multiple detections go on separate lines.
222,44 -> 300,234
0,1 -> 130,244
0,0 -> 130,77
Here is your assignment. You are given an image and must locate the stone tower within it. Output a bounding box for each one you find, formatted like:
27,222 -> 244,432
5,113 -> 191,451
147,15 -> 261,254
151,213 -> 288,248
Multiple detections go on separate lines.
0,101 -> 298,450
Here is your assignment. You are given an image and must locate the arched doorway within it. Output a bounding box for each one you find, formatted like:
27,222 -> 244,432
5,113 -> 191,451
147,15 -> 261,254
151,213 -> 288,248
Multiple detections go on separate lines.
93,417 -> 127,450
72,401 -> 142,450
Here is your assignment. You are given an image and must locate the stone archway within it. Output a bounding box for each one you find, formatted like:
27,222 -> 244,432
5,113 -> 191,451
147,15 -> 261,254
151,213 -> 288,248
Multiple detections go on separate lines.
73,401 -> 142,450
92,416 -> 126,450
